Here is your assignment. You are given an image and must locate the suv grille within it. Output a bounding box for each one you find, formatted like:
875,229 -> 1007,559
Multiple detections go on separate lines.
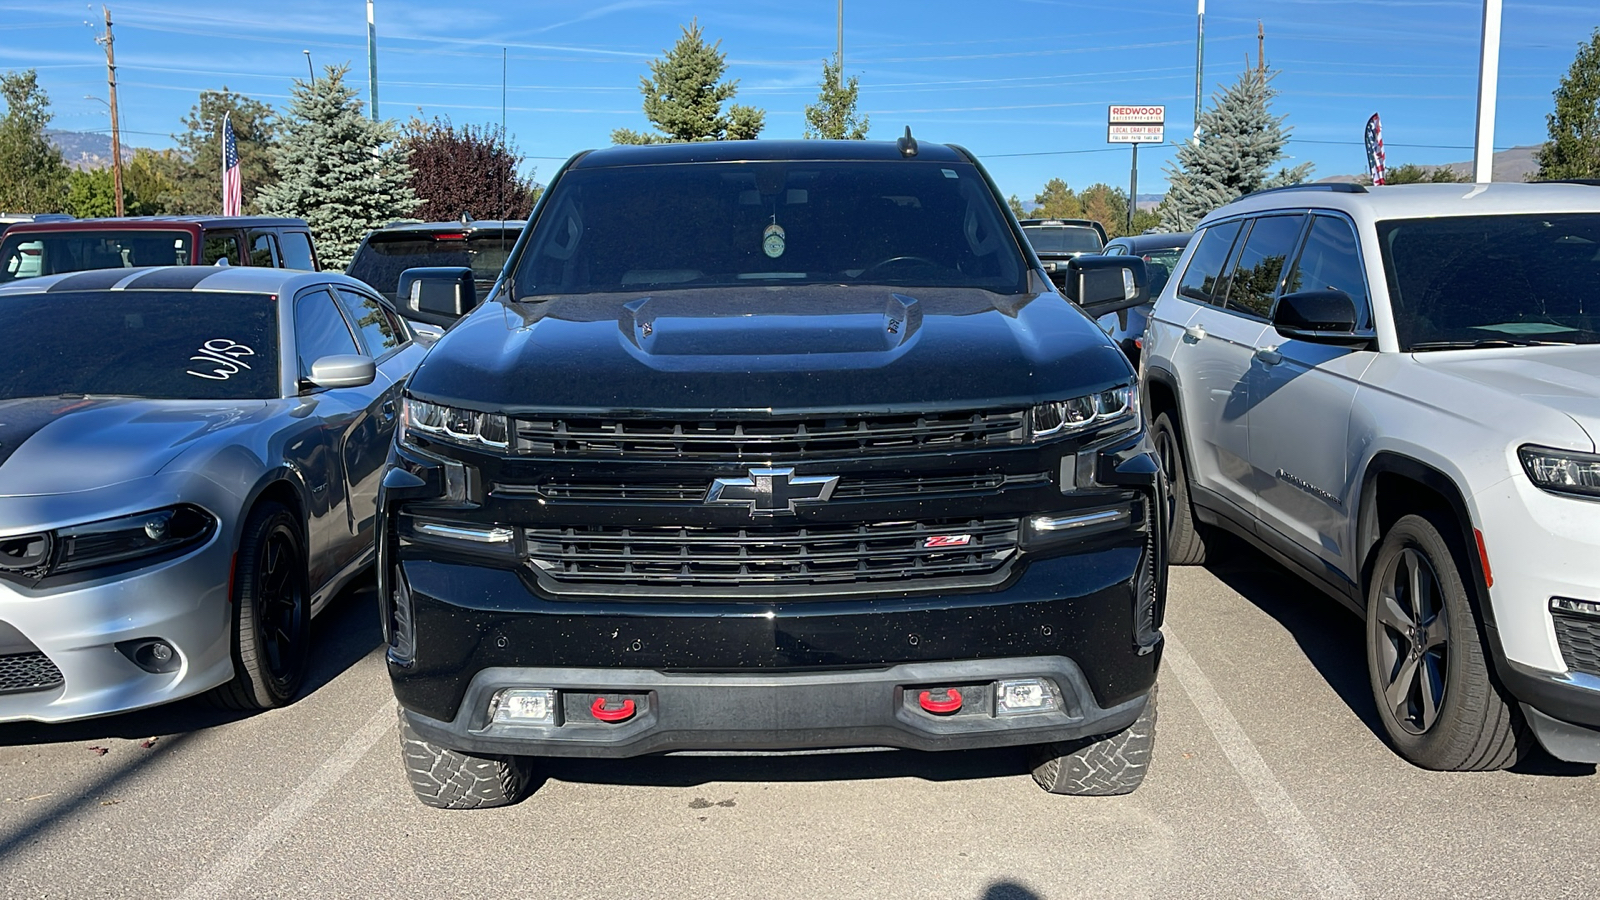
1554,610 -> 1600,677
525,518 -> 1020,588
514,410 -> 1027,458
0,651 -> 64,695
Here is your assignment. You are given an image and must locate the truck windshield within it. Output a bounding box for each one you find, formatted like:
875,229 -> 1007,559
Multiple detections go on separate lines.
1380,213 -> 1600,349
511,160 -> 1027,296
347,230 -> 519,299
0,230 -> 193,282
0,290 -> 279,400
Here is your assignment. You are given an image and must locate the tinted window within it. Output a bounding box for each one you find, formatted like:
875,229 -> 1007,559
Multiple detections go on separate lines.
280,231 -> 317,271
1283,215 -> 1369,326
202,232 -> 242,266
512,161 -> 1024,296
0,291 -> 278,400
1224,215 -> 1305,318
0,230 -> 193,282
1176,221 -> 1243,306
346,230 -> 519,299
248,232 -> 279,267
1379,213 -> 1600,349
1022,226 -> 1103,253
334,287 -> 403,355
294,291 -> 361,379
1142,248 -> 1186,298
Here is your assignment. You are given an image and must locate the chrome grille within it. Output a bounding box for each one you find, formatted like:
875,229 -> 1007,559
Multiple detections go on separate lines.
524,518 -> 1021,588
1554,611 -> 1600,677
514,410 -> 1027,458
527,472 -> 1038,505
0,651 -> 64,695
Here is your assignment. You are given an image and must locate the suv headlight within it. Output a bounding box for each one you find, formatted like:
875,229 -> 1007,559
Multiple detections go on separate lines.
1520,445 -> 1600,499
1031,384 -> 1138,441
0,505 -> 215,582
401,397 -> 510,452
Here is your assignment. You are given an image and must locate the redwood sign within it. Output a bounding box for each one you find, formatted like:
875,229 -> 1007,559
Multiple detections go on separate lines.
1107,105 -> 1165,144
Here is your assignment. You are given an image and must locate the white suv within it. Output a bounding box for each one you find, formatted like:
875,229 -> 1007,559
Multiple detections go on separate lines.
1143,182 -> 1600,771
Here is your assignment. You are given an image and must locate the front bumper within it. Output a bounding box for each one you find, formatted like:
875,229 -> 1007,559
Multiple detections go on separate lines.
402,656 -> 1151,758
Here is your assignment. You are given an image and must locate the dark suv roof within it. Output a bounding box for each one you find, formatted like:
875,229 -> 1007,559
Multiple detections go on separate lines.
3,216 -> 310,234
1106,233 -> 1191,253
573,139 -> 969,169
369,220 -> 525,234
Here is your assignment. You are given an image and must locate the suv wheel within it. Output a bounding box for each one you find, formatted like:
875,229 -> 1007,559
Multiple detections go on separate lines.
1152,412 -> 1207,565
1365,512 -> 1528,771
1028,687 -> 1157,795
398,710 -> 538,809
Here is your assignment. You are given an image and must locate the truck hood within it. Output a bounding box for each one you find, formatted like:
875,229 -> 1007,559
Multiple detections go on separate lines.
409,285 -> 1135,412
0,397 -> 268,497
1416,346 -> 1600,448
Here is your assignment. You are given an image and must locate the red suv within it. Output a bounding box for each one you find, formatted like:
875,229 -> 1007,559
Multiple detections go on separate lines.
0,217 -> 320,282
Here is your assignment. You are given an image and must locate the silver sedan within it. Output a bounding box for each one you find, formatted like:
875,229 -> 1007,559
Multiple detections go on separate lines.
0,266 -> 425,722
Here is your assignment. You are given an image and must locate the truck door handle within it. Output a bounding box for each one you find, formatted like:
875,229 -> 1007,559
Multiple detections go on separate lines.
1183,325 -> 1206,344
1254,345 -> 1283,366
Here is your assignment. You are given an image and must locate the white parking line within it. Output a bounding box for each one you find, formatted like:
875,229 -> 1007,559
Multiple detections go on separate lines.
177,699 -> 397,900
1163,628 -> 1361,899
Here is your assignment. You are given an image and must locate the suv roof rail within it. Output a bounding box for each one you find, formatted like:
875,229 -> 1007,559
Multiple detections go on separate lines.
1242,182 -> 1368,199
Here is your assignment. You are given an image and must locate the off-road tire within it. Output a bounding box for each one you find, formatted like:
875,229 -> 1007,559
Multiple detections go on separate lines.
210,502 -> 311,711
1152,412 -> 1207,565
1029,687 -> 1157,795
1365,512 -> 1529,771
399,710 -> 537,809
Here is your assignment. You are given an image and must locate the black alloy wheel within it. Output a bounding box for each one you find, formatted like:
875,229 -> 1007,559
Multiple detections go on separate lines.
255,524 -> 308,689
1151,411 -> 1207,565
210,502 -> 312,711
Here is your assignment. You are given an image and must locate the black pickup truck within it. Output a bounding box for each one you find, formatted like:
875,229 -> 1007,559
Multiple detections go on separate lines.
378,137 -> 1166,808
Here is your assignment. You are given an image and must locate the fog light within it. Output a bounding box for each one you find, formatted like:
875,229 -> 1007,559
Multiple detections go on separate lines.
490,688 -> 558,725
996,679 -> 1058,716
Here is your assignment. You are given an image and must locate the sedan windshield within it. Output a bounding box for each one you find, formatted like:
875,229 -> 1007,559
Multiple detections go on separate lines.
0,230 -> 193,282
347,230 -> 519,299
512,160 -> 1026,296
1379,213 -> 1600,349
0,290 -> 279,401
1023,226 -> 1103,254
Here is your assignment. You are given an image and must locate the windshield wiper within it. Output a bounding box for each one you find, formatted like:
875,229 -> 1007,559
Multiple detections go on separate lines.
1410,337 -> 1576,351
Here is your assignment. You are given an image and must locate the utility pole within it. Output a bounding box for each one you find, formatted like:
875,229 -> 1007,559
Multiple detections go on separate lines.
366,0 -> 380,120
1193,0 -> 1205,138
1473,0 -> 1502,183
97,6 -> 124,216
837,0 -> 844,89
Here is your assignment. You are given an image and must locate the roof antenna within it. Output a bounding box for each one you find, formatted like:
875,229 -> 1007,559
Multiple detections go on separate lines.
896,126 -> 918,158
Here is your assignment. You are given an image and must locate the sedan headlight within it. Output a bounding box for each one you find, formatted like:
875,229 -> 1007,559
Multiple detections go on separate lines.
1032,384 -> 1138,441
401,397 -> 510,452
0,505 -> 216,582
1520,445 -> 1600,499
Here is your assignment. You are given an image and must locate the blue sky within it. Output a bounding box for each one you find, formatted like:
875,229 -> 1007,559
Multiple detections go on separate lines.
3,0 -> 1597,199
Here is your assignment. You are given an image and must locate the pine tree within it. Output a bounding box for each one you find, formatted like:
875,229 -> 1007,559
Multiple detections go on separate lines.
803,55 -> 868,140
257,65 -> 419,269
404,116 -> 539,221
0,70 -> 70,213
612,20 -> 765,144
1535,28 -> 1600,180
1161,66 -> 1312,231
169,89 -> 277,214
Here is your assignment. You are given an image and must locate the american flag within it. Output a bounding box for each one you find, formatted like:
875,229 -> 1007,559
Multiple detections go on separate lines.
222,112 -> 242,216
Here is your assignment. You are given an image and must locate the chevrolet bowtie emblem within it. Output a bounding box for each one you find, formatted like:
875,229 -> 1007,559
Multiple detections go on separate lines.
705,467 -> 839,517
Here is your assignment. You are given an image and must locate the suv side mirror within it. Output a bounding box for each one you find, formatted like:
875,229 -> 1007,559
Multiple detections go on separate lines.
307,354 -> 376,389
397,267 -> 477,328
1063,255 -> 1149,318
1273,290 -> 1373,347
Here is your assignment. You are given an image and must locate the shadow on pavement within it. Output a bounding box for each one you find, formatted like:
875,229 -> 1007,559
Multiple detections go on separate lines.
541,744 -> 1031,790
0,572 -> 382,748
982,883 -> 1043,900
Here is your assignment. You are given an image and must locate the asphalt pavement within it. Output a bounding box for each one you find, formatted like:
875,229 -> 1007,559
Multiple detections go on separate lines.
3,545 -> 1597,899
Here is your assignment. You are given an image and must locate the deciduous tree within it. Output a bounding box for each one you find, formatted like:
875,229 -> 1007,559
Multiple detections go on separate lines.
1535,27 -> 1600,180
404,116 -> 539,221
803,55 -> 868,140
1031,178 -> 1082,219
0,70 -> 69,212
169,89 -> 277,214
612,20 -> 765,144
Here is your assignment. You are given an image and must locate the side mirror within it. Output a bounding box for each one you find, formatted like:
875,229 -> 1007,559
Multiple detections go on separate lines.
1064,255 -> 1149,318
1273,290 -> 1373,347
396,266 -> 477,328
307,354 -> 376,389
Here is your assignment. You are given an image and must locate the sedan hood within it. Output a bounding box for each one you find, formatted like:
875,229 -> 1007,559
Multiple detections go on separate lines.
1417,347 -> 1600,446
411,285 -> 1133,412
0,397 -> 268,497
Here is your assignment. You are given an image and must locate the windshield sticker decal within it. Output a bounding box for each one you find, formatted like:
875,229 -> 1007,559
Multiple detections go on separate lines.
187,338 -> 256,381
942,168 -> 959,179
763,223 -> 786,259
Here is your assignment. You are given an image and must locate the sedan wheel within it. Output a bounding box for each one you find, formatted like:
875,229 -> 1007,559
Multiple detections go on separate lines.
210,502 -> 311,711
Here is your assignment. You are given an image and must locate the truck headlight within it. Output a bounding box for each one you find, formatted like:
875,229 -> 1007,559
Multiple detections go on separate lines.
1520,445 -> 1600,499
401,397 -> 510,452
1031,384 -> 1137,441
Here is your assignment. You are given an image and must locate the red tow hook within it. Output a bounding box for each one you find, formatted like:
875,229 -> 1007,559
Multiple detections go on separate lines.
591,697 -> 636,723
918,688 -> 963,715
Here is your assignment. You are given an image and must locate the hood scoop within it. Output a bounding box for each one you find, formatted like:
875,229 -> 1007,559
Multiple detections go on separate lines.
619,293 -> 922,357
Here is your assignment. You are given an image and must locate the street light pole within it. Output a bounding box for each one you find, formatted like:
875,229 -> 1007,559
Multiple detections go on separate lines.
1472,0 -> 1502,183
367,0 -> 380,120
303,49 -> 315,84
1193,0 -> 1205,137
837,0 -> 844,89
